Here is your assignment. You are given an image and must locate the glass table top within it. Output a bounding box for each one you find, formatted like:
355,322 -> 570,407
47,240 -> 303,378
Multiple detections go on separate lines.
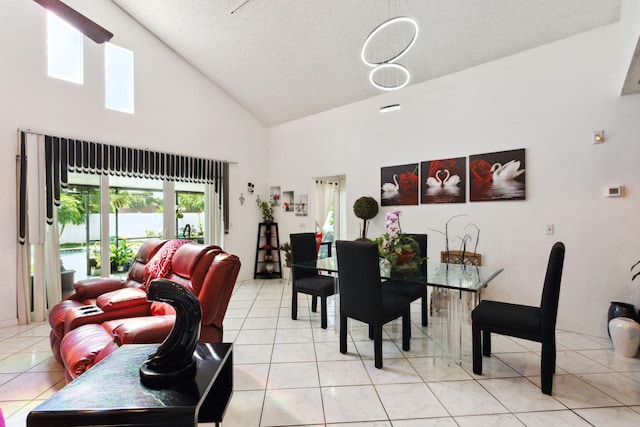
293,257 -> 503,292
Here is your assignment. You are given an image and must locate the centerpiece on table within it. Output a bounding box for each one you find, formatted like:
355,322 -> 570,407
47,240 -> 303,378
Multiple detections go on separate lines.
374,209 -> 421,269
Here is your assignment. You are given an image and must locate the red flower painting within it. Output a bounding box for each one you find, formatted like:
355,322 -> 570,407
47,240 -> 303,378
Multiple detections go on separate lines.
381,163 -> 419,206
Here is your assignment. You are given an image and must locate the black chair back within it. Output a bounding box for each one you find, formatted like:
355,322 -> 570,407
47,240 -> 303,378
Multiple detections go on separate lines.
540,242 -> 565,333
336,240 -> 383,322
407,233 -> 427,261
290,233 -> 318,281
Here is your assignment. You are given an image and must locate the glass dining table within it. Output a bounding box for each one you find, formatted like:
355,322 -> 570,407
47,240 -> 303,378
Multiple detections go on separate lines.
293,257 -> 504,364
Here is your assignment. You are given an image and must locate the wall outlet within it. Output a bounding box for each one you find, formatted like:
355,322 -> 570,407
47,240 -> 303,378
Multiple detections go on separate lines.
545,225 -> 554,235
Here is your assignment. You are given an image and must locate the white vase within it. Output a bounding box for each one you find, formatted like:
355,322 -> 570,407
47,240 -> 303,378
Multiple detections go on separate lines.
608,317 -> 640,358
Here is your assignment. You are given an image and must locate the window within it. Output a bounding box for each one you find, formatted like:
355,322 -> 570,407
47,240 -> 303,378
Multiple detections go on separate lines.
47,11 -> 83,84
105,43 -> 134,113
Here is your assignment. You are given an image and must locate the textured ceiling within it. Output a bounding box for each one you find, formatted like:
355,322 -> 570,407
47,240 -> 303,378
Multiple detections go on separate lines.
111,0 -> 622,126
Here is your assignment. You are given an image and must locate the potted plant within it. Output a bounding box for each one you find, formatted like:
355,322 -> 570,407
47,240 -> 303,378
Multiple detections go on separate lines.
279,242 -> 292,267
110,238 -> 134,272
353,196 -> 378,240
256,195 -> 276,223
374,209 -> 421,267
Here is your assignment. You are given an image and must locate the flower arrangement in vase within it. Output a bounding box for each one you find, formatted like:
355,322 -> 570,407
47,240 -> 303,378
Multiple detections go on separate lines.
256,195 -> 276,223
374,209 -> 420,267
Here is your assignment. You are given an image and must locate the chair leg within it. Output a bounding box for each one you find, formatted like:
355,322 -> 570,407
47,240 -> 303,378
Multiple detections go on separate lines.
421,293 -> 428,326
402,311 -> 410,351
541,339 -> 556,395
368,324 -> 374,340
482,330 -> 491,357
472,324 -> 482,375
311,295 -> 318,313
339,314 -> 347,354
291,289 -> 298,320
374,324 -> 383,369
320,295 -> 327,329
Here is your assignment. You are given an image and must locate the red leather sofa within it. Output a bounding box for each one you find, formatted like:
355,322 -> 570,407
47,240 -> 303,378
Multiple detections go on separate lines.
48,239 -> 241,382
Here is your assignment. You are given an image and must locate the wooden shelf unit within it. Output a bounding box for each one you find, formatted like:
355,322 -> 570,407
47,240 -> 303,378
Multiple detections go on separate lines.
254,222 -> 282,279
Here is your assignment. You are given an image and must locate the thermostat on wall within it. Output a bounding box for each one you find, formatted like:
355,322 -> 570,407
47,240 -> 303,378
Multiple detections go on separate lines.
603,185 -> 624,197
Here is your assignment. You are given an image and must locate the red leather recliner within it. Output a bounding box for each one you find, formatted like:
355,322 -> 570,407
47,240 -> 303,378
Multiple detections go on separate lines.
48,238 -> 168,363
56,242 -> 241,382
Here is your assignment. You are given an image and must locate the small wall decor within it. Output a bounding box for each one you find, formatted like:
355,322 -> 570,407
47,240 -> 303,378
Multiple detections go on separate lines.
270,186 -> 281,206
469,148 -> 526,202
380,163 -> 419,206
420,157 -> 466,204
283,191 -> 294,212
239,193 -> 245,205
295,194 -> 308,216
247,182 -> 255,194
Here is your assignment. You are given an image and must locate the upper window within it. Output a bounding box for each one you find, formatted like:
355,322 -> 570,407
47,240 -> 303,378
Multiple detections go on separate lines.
105,43 -> 135,114
47,11 -> 83,84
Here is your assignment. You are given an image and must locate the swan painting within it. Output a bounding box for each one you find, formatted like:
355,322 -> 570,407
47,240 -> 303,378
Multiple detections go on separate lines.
381,174 -> 399,199
469,149 -> 526,202
426,170 -> 443,187
491,160 -> 525,180
441,169 -> 461,186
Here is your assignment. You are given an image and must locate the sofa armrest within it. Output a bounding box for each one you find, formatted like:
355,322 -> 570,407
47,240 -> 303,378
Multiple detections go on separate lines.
103,315 -> 176,345
96,287 -> 149,311
64,302 -> 151,334
59,324 -> 115,381
72,278 -> 125,300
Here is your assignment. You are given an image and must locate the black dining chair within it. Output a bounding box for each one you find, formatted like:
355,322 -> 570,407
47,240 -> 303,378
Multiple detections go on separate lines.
382,233 -> 428,326
290,233 -> 336,329
471,241 -> 565,395
336,240 -> 412,368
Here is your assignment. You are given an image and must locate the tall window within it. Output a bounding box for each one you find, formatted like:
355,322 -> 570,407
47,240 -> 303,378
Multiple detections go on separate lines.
105,43 -> 134,113
47,11 -> 83,84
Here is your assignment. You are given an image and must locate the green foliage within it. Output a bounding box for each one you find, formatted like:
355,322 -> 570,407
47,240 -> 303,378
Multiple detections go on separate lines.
353,196 -> 378,239
353,196 -> 379,220
256,195 -> 276,222
177,192 -> 205,213
58,193 -> 84,226
110,238 -> 134,266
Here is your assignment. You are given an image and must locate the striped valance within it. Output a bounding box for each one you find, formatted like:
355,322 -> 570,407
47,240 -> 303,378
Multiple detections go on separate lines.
18,131 -> 230,243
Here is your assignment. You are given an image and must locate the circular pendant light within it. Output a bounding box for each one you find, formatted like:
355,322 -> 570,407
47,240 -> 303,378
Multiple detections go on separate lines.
369,63 -> 410,91
361,16 -> 419,68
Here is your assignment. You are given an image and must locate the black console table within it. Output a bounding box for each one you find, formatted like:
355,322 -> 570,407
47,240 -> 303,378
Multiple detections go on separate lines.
27,342 -> 233,427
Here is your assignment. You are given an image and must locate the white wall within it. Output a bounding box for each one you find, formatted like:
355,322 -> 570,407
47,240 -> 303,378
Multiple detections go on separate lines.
268,23 -> 640,338
0,0 -> 268,325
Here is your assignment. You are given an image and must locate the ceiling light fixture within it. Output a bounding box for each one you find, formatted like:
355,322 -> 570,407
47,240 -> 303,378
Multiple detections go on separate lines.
361,2 -> 419,92
361,16 -> 419,67
369,63 -> 410,91
380,104 -> 401,113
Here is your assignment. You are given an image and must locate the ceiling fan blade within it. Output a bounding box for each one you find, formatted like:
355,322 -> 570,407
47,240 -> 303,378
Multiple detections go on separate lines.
33,0 -> 113,44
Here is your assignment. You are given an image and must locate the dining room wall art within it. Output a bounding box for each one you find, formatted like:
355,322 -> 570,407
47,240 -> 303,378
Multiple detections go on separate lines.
380,163 -> 419,206
469,148 -> 526,202
270,186 -> 281,207
295,194 -> 308,216
420,157 -> 466,204
282,191 -> 294,212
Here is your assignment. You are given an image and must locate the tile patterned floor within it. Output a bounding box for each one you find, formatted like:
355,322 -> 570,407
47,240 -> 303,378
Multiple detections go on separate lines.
1,278 -> 640,426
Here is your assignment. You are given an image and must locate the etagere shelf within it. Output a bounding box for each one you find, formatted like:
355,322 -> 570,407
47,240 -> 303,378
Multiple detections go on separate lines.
254,222 -> 282,279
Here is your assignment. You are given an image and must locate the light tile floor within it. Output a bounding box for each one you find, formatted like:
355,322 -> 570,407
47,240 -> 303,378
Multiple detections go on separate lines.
1,278 -> 640,426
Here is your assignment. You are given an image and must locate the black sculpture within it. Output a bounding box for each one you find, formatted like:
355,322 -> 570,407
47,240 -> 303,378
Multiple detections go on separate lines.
140,278 -> 202,388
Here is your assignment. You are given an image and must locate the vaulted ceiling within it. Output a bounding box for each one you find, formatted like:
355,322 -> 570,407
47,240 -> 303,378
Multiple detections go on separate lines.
111,0 -> 622,126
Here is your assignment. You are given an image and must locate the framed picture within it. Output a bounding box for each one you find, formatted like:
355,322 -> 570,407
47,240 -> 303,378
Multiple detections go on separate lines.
469,148 -> 526,201
282,191 -> 294,212
420,157 -> 466,204
295,194 -> 308,216
270,186 -> 281,206
380,163 -> 419,206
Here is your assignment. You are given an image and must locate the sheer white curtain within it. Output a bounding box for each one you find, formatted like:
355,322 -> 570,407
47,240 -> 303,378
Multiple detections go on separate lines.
17,132 -> 61,324
314,180 -> 337,230
205,184 -> 224,247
